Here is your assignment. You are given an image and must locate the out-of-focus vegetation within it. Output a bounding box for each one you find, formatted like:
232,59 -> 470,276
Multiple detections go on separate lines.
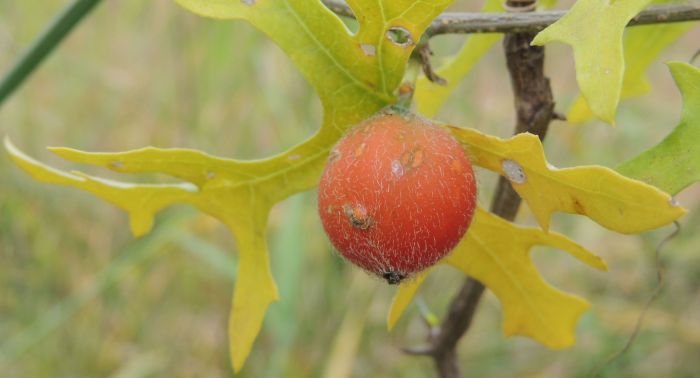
1,1 -> 699,377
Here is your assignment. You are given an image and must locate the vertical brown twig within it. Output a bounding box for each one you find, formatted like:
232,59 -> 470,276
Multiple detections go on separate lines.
405,1 -> 557,376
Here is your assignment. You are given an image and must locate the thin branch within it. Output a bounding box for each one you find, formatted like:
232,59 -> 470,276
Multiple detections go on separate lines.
323,1 -> 700,36
591,221 -> 681,376
0,0 -> 103,109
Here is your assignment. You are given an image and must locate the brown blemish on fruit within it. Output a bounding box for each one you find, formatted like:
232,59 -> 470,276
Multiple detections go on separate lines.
400,146 -> 424,169
109,161 -> 124,169
382,270 -> 406,285
572,198 -> 585,214
343,203 -> 373,229
354,143 -> 367,157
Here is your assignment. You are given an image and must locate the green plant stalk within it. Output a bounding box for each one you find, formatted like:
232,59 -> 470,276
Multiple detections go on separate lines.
0,0 -> 103,109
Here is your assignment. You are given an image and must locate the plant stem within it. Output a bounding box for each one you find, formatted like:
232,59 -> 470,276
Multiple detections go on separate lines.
0,0 -> 103,109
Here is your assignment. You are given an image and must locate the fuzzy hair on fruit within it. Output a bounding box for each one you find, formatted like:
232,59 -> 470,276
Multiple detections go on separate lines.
318,108 -> 477,284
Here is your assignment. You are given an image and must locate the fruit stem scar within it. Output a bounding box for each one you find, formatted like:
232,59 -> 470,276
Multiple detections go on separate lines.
343,203 -> 374,229
383,271 -> 406,285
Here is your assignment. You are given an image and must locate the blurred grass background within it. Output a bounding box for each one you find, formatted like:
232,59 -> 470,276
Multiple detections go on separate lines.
1,1 -> 699,377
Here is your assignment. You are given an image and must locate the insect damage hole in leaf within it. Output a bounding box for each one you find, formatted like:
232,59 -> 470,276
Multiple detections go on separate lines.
386,26 -> 414,47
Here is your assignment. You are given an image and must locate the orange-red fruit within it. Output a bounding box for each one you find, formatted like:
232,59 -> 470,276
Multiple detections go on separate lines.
317,110 -> 477,284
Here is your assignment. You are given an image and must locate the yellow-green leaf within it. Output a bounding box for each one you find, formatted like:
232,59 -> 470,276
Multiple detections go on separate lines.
567,21 -> 696,124
174,0 -> 450,107
618,62 -> 700,195
414,0 -> 503,117
448,126 -> 686,233
5,138 -> 281,372
532,0 -> 653,124
388,208 -> 607,347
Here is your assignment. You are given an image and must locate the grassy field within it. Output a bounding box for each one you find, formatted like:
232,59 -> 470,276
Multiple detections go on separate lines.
1,1 -> 699,377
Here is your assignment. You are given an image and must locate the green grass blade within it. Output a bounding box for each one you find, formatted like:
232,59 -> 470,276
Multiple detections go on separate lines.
0,0 -> 103,108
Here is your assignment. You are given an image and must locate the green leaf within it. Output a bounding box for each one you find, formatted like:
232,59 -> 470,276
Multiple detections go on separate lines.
617,62 -> 700,195
532,0 -> 653,124
448,126 -> 685,233
567,21 -> 696,124
414,0 -> 503,117
389,208 -> 607,347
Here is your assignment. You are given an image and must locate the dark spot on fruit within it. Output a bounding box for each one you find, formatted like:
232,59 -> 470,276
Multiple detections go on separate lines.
383,271 -> 406,285
572,198 -> 585,214
343,203 -> 374,229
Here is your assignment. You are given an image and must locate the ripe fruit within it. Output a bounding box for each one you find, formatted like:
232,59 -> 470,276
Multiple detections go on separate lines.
317,109 -> 477,284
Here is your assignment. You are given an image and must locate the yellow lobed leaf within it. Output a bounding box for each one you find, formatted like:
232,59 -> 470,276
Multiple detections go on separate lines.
175,0 -> 451,109
4,138 -> 197,237
532,0 -> 653,125
225,217 -> 279,373
388,208 -> 607,347
448,126 -> 686,233
567,21 -> 696,124
6,139 -> 281,372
